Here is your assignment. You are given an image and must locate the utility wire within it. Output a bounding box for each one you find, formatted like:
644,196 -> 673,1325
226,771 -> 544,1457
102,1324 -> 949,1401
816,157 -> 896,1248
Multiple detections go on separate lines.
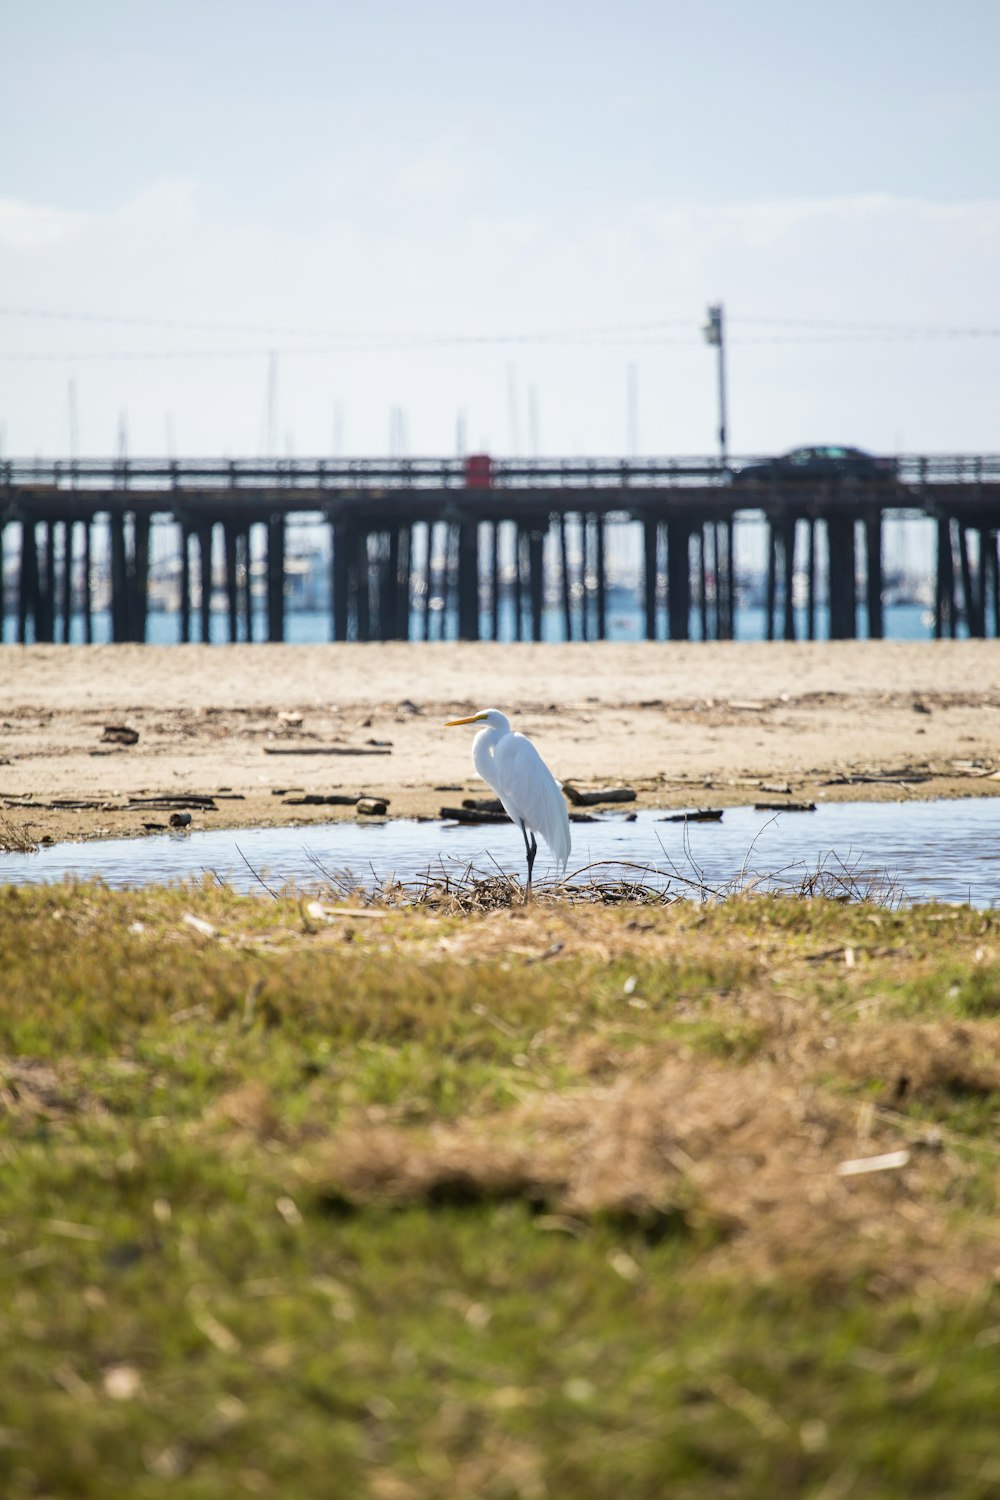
2,304 -> 997,338
0,305 -> 996,362
0,335 -> 704,361
1,332 -> 997,362
736,315 -> 1000,336
0,305 -> 696,342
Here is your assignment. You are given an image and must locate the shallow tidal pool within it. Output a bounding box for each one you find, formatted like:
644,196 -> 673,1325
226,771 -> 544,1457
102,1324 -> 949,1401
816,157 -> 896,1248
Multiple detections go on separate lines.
1,799 -> 998,907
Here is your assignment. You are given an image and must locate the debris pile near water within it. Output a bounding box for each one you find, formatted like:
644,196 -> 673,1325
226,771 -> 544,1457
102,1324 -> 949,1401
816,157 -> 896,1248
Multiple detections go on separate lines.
100,724 -> 139,746
562,782 -> 637,807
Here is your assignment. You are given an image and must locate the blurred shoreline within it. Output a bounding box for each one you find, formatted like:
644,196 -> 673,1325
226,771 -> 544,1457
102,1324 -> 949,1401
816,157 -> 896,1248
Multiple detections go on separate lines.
2,639 -> 998,847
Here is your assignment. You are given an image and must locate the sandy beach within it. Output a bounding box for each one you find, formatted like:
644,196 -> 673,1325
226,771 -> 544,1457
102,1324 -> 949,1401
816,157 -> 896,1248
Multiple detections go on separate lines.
2,639 -> 1000,847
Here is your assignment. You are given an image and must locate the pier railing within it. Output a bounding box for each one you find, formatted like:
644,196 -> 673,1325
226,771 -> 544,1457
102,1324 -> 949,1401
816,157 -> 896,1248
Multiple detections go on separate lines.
3,452 -> 1000,497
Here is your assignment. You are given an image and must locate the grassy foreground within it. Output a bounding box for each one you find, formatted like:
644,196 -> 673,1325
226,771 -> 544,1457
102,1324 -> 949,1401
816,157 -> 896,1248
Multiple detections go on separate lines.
1,880 -> 999,1499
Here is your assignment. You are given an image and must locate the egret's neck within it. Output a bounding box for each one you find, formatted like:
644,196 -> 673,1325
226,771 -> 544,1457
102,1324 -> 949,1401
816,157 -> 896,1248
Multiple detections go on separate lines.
472,723 -> 504,782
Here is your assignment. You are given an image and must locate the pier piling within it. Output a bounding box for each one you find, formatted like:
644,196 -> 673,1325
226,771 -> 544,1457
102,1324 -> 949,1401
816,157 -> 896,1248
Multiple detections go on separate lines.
266,514 -> 285,643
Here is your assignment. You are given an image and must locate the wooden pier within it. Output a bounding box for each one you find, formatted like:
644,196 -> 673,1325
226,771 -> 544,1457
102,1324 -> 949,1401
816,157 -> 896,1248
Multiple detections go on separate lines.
2,454 -> 999,643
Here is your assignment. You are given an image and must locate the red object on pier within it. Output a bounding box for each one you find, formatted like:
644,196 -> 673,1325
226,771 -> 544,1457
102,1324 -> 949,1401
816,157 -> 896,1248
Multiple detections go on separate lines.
464,453 -> 494,488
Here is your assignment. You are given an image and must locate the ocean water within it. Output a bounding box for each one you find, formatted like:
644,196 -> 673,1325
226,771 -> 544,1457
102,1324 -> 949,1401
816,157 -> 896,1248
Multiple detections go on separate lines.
5,599 -> 937,646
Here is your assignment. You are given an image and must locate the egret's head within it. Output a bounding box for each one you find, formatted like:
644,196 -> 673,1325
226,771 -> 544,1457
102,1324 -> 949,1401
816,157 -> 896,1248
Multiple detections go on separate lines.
444,708 -> 509,731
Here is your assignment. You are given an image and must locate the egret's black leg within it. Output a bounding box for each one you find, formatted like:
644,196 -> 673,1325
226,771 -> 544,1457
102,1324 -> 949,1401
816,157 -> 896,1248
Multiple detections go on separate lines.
519,822 -> 538,892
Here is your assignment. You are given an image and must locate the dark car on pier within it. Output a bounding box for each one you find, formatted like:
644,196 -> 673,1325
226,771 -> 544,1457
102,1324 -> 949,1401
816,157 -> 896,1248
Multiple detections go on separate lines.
733,444 -> 897,487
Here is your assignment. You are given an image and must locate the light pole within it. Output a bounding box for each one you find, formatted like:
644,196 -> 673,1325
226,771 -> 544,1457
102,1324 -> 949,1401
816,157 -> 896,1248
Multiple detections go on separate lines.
702,302 -> 728,470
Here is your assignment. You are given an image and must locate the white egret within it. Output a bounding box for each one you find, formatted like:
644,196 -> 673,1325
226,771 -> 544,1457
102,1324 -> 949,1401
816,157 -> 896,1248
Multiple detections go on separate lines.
445,708 -> 572,889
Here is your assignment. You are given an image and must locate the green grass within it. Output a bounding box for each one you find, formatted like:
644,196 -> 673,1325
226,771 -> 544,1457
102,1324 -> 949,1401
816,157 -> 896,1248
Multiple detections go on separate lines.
1,882 -> 999,1498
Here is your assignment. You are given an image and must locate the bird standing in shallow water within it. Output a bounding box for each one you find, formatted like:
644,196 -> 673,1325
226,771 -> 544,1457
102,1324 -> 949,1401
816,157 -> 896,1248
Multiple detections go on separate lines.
445,708 -> 571,890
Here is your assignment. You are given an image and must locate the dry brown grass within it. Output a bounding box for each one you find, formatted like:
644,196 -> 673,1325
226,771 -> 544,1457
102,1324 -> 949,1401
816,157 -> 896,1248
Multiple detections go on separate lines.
305,1045 -> 998,1297
0,1055 -> 96,1120
0,812 -> 39,853
838,1019 -> 1000,1100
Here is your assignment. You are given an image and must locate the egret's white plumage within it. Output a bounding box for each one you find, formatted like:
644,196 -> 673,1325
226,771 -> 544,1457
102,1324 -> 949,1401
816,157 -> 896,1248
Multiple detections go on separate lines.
445,708 -> 571,886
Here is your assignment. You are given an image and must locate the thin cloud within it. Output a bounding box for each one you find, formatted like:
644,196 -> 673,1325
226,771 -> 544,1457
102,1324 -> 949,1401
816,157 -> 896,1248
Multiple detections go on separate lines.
386,154 -> 466,202
0,198 -> 92,249
0,183 -> 997,456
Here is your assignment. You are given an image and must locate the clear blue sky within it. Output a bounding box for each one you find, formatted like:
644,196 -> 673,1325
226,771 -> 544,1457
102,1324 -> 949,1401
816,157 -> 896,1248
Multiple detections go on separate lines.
2,0 -> 998,457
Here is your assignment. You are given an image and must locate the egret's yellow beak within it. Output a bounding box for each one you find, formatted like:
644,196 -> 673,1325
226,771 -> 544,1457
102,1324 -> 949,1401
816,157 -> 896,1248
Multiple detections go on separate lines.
444,713 -> 484,727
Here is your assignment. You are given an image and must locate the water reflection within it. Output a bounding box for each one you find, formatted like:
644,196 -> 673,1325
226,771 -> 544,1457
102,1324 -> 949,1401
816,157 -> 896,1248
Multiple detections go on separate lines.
1,800 -> 998,907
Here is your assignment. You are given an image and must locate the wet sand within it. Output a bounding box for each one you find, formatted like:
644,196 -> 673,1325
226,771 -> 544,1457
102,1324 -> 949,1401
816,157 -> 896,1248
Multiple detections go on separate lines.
2,640 -> 999,847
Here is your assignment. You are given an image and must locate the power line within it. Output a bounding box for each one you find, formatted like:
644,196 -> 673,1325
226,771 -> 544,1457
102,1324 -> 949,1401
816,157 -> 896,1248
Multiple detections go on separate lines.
0,305 -> 373,340
3,304 -> 997,339
2,332 -> 996,363
0,304 -> 697,343
0,335 -> 704,362
735,315 -> 1000,336
0,306 -> 996,364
